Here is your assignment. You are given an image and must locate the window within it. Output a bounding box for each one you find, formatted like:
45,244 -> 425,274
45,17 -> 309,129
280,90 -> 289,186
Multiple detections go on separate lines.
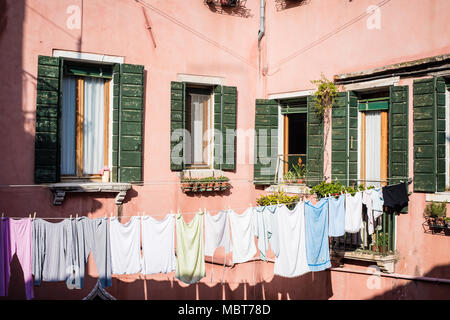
280,98 -> 307,182
184,87 -> 214,168
34,55 -> 144,185
170,82 -> 237,172
357,90 -> 390,188
61,74 -> 111,180
446,82 -> 450,190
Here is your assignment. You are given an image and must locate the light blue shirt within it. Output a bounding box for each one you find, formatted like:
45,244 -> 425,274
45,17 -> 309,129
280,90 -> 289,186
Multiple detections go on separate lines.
304,198 -> 331,272
253,205 -> 280,260
328,195 -> 345,237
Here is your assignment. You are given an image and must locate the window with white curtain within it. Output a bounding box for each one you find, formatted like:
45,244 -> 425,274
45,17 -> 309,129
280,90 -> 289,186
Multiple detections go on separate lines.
358,94 -> 389,188
61,75 -> 110,180
185,88 -> 213,168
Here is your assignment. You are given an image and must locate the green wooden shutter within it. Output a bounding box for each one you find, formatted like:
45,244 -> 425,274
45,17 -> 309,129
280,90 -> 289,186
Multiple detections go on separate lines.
170,81 -> 185,171
306,95 -> 324,187
254,99 -> 278,185
34,55 -> 61,184
348,92 -> 358,185
389,86 -> 409,185
112,63 -> 144,182
331,92 -> 348,185
214,86 -> 237,171
413,77 -> 445,192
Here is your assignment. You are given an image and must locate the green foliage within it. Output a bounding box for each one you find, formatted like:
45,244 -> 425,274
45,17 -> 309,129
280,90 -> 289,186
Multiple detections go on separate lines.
283,171 -> 297,182
180,176 -> 229,183
291,163 -> 306,178
256,191 -> 299,208
375,232 -> 389,248
424,201 -> 447,218
310,181 -> 375,199
311,73 -> 338,117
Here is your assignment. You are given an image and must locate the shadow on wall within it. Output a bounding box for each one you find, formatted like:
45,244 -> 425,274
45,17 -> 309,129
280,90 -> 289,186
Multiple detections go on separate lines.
2,260 -> 333,300
204,0 -> 253,18
369,264 -> 450,300
274,0 -> 311,12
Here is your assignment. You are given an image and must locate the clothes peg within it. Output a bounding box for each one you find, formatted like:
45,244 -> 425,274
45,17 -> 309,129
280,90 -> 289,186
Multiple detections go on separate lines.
75,213 -> 78,219
204,208 -> 207,214
33,212 -> 36,220
70,214 -> 72,219
249,203 -> 252,208
29,213 -> 31,218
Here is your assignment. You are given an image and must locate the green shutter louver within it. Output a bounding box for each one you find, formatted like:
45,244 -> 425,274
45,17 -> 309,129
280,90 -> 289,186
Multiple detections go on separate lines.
214,86 -> 237,171
34,55 -> 62,184
306,95 -> 324,187
254,99 -> 278,185
389,86 -> 409,185
112,63 -> 144,182
413,77 -> 445,192
330,91 -> 358,186
170,81 -> 185,171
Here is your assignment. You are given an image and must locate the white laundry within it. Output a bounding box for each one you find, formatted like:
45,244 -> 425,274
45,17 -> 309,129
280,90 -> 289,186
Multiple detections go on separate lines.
141,214 -> 176,275
229,208 -> 257,264
345,192 -> 363,234
273,203 -> 310,278
110,217 -> 142,275
204,210 -> 231,257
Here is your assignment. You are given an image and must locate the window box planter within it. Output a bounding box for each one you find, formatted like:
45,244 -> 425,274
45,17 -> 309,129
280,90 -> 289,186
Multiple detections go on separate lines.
181,176 -> 230,193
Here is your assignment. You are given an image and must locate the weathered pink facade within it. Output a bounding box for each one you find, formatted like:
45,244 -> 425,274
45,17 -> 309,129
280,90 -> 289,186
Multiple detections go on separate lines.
0,0 -> 450,300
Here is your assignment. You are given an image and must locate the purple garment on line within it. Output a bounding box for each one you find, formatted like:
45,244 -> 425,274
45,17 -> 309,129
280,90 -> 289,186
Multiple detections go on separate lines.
0,218 -> 34,300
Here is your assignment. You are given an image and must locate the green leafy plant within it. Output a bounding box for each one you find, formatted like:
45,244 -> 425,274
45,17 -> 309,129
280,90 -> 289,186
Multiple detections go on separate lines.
310,181 -> 375,199
283,171 -> 297,183
291,163 -> 306,179
311,73 -> 338,117
424,201 -> 446,218
256,191 -> 299,209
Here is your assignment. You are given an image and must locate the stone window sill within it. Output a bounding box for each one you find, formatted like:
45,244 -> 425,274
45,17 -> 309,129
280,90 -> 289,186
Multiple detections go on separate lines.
48,182 -> 132,205
425,192 -> 450,203
265,184 -> 311,194
330,250 -> 398,274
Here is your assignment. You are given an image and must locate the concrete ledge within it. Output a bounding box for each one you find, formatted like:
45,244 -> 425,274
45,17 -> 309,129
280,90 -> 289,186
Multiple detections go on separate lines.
425,192 -> 450,203
331,250 -> 398,274
48,182 -> 132,205
265,184 -> 311,194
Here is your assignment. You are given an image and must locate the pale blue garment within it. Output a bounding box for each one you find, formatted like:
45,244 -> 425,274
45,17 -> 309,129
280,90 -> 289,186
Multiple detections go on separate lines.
371,188 -> 384,219
253,205 -> 280,260
304,198 -> 331,272
328,195 -> 345,237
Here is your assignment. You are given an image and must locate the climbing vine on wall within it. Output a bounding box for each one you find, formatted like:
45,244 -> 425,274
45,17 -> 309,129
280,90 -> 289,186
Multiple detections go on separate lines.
311,74 -> 338,117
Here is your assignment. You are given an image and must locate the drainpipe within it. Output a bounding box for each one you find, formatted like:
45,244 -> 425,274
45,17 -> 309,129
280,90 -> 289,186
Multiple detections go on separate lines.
257,0 -> 265,48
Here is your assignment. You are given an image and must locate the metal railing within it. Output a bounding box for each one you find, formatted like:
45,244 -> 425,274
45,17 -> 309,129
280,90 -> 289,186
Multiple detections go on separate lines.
330,207 -> 396,256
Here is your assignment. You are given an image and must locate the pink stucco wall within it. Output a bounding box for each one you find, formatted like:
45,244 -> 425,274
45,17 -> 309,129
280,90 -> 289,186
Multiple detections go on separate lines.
0,0 -> 450,300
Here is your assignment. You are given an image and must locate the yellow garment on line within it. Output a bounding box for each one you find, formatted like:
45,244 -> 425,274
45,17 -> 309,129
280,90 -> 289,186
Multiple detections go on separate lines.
175,212 -> 205,284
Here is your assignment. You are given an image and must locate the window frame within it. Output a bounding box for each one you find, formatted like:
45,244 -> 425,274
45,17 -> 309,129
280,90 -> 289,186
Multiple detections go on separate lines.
184,85 -> 215,170
60,74 -> 112,182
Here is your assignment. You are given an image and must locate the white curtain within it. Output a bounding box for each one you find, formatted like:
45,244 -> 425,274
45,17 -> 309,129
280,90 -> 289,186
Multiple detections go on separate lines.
61,77 -> 76,175
189,94 -> 210,165
365,111 -> 381,188
83,77 -> 105,175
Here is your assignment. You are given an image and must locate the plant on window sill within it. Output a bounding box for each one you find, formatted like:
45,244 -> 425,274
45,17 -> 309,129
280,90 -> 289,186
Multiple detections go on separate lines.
424,201 -> 447,229
181,176 -> 230,193
311,73 -> 338,118
371,232 -> 390,254
256,191 -> 299,209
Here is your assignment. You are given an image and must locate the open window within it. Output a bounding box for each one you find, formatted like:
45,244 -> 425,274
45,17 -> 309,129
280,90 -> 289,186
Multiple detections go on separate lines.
281,97 -> 307,183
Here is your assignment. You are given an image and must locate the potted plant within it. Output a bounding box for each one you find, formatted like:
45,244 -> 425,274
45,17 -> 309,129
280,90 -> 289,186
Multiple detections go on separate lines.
445,217 -> 450,230
292,158 -> 306,184
205,177 -> 215,192
181,178 -> 194,192
217,176 -> 230,190
371,232 -> 389,254
283,171 -> 296,184
424,201 -> 447,228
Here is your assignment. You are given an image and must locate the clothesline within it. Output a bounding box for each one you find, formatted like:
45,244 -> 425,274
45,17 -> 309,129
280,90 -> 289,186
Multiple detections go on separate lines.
0,200 -> 307,220
0,177 -> 413,188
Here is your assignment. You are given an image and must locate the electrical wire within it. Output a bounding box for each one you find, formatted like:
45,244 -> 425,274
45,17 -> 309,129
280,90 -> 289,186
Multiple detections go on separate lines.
134,0 -> 256,70
267,0 -> 393,75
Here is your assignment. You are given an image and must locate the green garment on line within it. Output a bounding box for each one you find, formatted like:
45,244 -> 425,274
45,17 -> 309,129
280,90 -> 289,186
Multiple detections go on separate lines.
175,212 -> 206,284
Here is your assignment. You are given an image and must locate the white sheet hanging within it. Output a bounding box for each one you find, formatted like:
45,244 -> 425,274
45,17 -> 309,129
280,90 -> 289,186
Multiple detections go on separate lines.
345,192 -> 363,233
204,210 -> 231,257
273,203 -> 310,278
141,214 -> 176,275
229,208 -> 257,264
110,217 -> 142,275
